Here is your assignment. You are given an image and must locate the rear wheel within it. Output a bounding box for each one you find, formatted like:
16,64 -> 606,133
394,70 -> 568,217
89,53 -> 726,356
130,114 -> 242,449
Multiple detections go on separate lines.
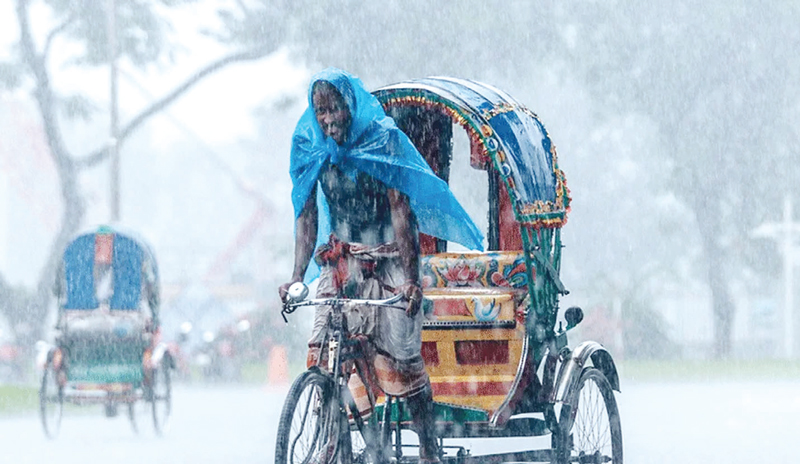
348,426 -> 371,464
39,356 -> 63,439
275,369 -> 338,464
151,362 -> 172,435
343,397 -> 383,464
556,368 -> 623,464
128,402 -> 138,434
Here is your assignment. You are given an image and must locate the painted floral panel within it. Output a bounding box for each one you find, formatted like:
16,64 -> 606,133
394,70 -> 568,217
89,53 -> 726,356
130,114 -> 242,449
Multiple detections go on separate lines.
421,252 -> 530,289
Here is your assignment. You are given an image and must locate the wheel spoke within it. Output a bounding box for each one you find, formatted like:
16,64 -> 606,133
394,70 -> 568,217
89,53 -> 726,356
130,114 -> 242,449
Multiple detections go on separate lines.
288,379 -> 327,463
151,364 -> 172,435
276,370 -> 345,464
290,386 -> 321,462
39,361 -> 63,439
560,368 -> 622,464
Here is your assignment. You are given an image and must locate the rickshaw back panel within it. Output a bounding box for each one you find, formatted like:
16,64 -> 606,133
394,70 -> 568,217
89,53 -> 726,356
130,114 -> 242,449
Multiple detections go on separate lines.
63,233 -> 147,310
420,251 -> 529,415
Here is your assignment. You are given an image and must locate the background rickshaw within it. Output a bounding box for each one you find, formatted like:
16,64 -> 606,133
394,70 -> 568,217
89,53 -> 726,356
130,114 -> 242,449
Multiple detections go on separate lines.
276,77 -> 622,464
38,225 -> 173,438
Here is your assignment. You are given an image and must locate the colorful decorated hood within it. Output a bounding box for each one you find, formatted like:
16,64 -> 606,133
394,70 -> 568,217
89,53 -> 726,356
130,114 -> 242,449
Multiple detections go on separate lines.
373,77 -> 570,228
60,225 -> 159,311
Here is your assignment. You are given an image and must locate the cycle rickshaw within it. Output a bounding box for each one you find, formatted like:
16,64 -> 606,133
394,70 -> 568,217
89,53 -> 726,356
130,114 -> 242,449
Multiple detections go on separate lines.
38,225 -> 173,438
276,77 -> 622,463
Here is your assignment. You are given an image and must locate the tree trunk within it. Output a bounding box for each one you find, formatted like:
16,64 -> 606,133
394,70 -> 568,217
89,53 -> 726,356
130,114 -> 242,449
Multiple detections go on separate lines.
691,187 -> 735,359
704,238 -> 735,358
0,0 -> 87,351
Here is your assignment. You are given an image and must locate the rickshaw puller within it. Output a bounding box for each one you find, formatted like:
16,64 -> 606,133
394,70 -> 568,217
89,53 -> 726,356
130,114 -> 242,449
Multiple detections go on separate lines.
279,68 -> 484,463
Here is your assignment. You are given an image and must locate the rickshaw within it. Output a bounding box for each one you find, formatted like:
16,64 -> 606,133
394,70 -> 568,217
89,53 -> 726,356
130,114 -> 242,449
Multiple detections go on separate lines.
38,225 -> 173,438
275,77 -> 622,463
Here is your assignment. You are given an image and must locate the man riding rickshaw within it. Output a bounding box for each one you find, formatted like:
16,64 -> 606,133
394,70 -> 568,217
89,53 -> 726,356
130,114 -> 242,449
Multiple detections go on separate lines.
39,225 -> 173,438
276,69 -> 623,463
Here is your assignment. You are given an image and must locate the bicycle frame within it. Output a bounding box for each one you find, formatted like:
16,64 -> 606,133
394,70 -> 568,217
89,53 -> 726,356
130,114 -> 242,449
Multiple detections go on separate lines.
282,291 -> 406,463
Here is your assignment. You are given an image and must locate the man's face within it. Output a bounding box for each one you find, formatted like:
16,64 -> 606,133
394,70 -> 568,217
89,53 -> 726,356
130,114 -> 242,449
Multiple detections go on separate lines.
312,83 -> 351,145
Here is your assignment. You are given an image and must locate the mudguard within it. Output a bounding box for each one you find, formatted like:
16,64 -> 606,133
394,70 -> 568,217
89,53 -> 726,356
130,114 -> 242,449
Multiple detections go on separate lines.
35,342 -> 56,369
150,342 -> 174,370
553,341 -> 620,404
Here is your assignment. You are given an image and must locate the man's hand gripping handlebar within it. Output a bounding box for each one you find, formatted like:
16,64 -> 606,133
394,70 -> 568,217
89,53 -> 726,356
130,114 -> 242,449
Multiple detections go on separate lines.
280,282 -> 406,323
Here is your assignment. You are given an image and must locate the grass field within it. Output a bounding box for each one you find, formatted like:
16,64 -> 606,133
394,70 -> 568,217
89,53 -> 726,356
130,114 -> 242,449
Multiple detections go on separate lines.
3,359 -> 798,417
618,358 -> 800,382
240,358 -> 800,384
0,385 -> 37,415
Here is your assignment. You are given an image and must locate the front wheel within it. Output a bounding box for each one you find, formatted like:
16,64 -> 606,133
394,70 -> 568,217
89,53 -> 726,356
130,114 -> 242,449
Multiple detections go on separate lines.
150,362 -> 172,435
39,355 -> 63,439
275,369 -> 339,464
556,368 -> 623,464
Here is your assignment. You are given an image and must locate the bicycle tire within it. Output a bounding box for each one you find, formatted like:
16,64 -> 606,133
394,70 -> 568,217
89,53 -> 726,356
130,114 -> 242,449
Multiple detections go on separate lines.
39,356 -> 63,440
556,367 -> 623,464
151,361 -> 172,436
275,369 -> 337,464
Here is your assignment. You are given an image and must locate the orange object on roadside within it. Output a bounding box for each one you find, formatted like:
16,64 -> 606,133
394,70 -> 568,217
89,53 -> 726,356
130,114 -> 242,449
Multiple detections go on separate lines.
267,345 -> 289,386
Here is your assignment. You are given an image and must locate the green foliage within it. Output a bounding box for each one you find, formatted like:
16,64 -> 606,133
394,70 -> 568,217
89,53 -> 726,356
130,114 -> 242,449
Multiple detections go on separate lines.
221,0 -> 560,83
42,0 -> 197,67
621,297 -> 681,361
554,0 -> 800,220
207,0 -> 288,50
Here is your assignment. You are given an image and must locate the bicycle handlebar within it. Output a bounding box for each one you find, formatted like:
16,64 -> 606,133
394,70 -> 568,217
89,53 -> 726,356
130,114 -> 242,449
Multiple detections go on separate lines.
280,293 -> 407,322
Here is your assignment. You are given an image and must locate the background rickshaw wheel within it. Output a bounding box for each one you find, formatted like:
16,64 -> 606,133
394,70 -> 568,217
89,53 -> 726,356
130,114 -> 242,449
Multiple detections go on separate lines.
150,361 -> 172,435
128,402 -> 138,434
39,356 -> 63,439
275,369 -> 337,464
556,368 -> 623,464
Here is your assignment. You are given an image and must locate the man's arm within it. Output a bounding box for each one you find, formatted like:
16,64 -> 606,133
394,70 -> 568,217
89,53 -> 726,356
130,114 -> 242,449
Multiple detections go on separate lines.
388,188 -> 423,316
279,186 -> 318,301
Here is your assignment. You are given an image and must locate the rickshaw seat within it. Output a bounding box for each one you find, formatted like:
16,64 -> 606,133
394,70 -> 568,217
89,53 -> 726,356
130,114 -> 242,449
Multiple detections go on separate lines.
58,310 -> 149,384
60,310 -> 149,335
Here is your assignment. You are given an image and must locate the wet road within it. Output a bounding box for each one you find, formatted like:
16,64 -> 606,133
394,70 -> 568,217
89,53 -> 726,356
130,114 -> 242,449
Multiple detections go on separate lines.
1,380 -> 799,463
0,385 -> 283,464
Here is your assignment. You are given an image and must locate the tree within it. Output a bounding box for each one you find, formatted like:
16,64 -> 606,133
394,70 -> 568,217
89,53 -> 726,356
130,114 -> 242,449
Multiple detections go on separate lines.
0,0 -> 281,349
194,0 -> 800,358
257,0 -> 800,358
219,1 -> 693,358
547,0 -> 800,357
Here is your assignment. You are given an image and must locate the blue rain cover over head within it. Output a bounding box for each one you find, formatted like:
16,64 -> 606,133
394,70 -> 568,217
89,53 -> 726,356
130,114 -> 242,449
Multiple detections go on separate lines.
290,68 -> 484,280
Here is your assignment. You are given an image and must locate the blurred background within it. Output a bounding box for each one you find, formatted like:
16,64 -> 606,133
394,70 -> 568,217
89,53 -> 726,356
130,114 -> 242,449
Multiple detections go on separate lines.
1,0 -> 800,387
